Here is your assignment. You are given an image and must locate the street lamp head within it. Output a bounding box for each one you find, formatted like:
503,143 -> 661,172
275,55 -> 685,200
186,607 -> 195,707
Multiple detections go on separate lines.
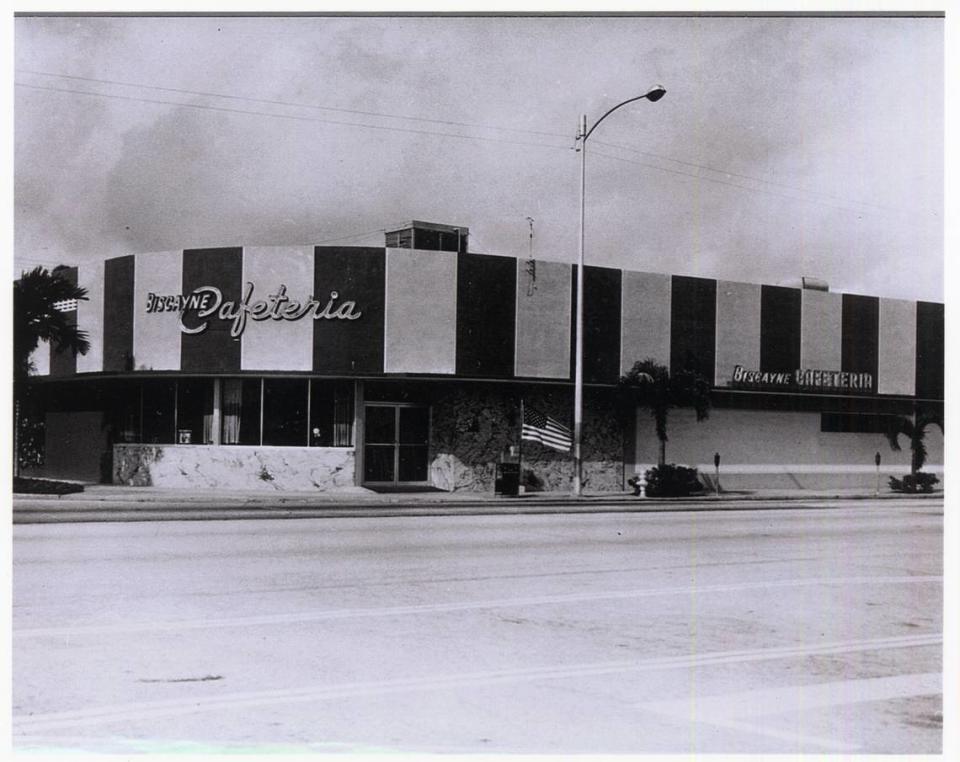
645,85 -> 667,102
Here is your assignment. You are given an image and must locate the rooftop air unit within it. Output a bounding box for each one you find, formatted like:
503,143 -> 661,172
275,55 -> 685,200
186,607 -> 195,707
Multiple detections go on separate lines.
801,277 -> 829,292
385,221 -> 469,254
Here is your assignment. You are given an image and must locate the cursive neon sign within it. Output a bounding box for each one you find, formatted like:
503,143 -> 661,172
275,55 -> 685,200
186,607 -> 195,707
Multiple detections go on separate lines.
145,283 -> 362,338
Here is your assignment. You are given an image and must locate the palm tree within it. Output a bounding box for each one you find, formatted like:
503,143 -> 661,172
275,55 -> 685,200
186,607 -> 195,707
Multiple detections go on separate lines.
618,359 -> 712,465
14,266 -> 90,381
884,410 -> 943,476
13,266 -> 90,476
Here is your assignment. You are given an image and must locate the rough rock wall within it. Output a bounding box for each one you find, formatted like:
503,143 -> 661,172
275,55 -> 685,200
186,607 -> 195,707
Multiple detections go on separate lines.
113,444 -> 355,490
429,385 -> 623,493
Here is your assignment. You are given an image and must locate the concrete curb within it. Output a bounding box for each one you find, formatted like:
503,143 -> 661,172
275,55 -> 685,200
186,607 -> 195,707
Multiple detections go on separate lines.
11,491 -> 942,524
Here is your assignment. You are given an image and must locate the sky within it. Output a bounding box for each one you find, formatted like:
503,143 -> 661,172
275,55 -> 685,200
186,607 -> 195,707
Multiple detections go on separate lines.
13,13 -> 945,302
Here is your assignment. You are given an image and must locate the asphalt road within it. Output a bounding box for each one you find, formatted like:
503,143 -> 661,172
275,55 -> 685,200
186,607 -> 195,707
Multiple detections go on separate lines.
12,499 -> 943,753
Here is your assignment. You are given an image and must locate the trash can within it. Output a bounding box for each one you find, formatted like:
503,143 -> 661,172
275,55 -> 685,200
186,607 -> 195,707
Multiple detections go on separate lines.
495,446 -> 520,497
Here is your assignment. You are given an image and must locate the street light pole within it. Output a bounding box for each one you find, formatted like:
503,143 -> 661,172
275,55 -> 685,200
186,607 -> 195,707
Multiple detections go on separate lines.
573,85 -> 665,497
574,113 -> 587,497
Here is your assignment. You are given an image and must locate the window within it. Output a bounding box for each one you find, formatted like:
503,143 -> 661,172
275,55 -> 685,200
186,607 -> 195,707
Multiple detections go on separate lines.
262,378 -> 308,446
821,412 -> 898,434
176,379 -> 214,444
116,377 -> 354,447
141,380 -> 176,444
110,383 -> 141,443
385,228 -> 413,248
222,378 -> 262,445
309,380 -> 354,446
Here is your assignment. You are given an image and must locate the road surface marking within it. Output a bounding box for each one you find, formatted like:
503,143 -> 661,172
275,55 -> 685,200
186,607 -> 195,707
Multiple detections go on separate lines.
638,671 -> 942,752
13,574 -> 941,638
13,632 -> 941,734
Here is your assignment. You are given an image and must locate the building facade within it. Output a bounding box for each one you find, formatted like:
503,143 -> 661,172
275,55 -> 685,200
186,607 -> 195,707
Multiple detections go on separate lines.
24,222 -> 944,491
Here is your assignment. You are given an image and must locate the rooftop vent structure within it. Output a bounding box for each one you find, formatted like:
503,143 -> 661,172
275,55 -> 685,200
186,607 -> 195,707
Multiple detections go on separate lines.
801,277 -> 829,292
385,221 -> 469,254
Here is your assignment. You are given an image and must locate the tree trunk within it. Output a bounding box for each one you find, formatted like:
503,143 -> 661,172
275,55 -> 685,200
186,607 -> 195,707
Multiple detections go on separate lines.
659,438 -> 666,466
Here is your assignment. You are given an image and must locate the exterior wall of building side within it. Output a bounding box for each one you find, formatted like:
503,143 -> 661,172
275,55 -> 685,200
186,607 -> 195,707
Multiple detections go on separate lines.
23,225 -> 943,492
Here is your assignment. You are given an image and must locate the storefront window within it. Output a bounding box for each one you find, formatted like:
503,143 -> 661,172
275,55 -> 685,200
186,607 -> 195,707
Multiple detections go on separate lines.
111,382 -> 141,443
310,380 -> 354,446
141,379 -> 176,444
222,378 -> 262,445
114,377 -> 354,447
263,378 -> 308,446
176,379 -> 214,444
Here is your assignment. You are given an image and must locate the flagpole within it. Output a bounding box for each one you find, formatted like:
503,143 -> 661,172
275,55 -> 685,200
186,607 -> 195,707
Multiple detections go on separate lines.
518,398 -> 524,495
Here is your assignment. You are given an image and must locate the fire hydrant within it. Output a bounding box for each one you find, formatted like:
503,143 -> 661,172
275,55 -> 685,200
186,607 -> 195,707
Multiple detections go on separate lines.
629,473 -> 648,498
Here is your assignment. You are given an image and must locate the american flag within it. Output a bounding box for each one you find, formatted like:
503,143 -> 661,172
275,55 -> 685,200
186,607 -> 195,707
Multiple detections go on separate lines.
521,405 -> 572,452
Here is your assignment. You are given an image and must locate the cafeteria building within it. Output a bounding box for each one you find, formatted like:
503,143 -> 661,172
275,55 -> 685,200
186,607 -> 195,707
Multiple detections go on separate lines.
24,221 -> 944,492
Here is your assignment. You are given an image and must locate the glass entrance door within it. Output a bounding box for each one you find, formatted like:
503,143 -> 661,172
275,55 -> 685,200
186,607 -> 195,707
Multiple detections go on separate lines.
363,404 -> 430,484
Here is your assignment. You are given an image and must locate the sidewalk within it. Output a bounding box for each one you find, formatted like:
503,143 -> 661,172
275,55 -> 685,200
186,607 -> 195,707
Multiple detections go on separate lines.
11,482 -> 942,524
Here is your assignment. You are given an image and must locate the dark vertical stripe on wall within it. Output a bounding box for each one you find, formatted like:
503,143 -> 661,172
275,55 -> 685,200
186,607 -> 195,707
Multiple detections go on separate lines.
49,267 -> 79,377
103,256 -> 135,372
180,248 -> 243,372
760,285 -> 801,373
841,293 -> 879,392
670,275 -> 716,380
915,301 -> 944,400
313,247 -> 385,374
456,252 -> 516,378
569,265 -> 623,384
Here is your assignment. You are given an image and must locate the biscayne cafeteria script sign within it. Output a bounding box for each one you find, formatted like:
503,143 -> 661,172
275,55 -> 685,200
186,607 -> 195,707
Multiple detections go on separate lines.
145,283 -> 362,338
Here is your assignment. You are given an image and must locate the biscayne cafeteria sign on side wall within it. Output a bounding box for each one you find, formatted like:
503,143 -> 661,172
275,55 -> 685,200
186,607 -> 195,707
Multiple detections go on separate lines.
145,283 -> 362,338
731,364 -> 873,392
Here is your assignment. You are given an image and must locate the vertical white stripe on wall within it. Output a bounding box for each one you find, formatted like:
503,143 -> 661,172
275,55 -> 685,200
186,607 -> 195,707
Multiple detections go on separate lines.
620,271 -> 671,375
878,298 -> 916,396
515,259 -> 571,378
30,339 -> 51,376
800,289 -> 842,370
384,248 -> 457,374
714,280 -> 761,387
240,246 -> 314,371
132,250 -> 183,371
76,260 -> 105,373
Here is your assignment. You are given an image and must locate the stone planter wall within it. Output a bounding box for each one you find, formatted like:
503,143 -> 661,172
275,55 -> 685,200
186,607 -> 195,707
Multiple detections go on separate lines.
113,444 -> 354,490
429,385 -> 624,493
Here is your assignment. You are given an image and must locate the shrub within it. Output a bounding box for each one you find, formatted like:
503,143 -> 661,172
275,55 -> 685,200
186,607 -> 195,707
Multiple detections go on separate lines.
888,472 -> 939,494
644,464 -> 703,497
17,416 -> 45,471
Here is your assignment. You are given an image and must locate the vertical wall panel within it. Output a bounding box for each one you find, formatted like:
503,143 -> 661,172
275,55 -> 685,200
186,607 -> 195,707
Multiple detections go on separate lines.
670,275 -> 716,380
841,293 -> 879,391
76,261 -> 104,373
181,248 -> 243,373
760,285 -> 802,373
313,246 -> 385,374
515,259 -> 571,379
456,252 -> 516,377
49,267 -> 78,377
103,255 -> 135,372
877,298 -> 916,396
916,301 -> 944,400
715,281 -> 761,386
620,271 -> 671,375
800,289 -> 842,370
570,265 -> 622,384
133,250 -> 183,371
384,248 -> 457,374
240,246 -> 314,371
